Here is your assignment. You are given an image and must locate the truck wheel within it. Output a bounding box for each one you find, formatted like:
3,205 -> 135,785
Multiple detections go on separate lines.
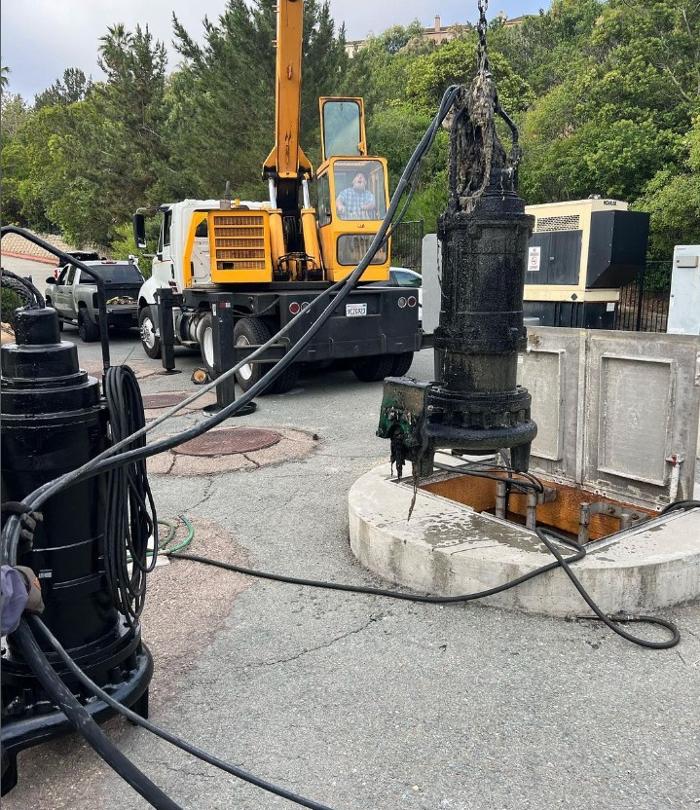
351,354 -> 396,383
139,306 -> 161,359
391,351 -> 414,376
77,309 -> 100,343
234,317 -> 299,395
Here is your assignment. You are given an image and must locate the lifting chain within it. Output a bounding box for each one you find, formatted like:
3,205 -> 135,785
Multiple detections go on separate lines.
476,0 -> 489,72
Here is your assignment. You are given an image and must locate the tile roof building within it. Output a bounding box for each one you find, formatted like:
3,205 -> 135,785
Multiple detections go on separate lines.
1,231 -> 76,265
345,13 -> 528,56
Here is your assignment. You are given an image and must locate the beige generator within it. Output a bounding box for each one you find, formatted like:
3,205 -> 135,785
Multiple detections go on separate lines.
523,198 -> 649,328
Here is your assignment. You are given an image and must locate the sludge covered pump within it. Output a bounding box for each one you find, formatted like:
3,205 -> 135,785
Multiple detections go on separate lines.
1,307 -> 152,794
378,63 -> 537,478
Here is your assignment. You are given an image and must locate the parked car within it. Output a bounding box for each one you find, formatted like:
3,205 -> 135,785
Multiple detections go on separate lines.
45,259 -> 144,342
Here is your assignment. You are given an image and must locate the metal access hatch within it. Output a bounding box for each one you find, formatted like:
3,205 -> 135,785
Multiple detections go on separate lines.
518,327 -> 700,509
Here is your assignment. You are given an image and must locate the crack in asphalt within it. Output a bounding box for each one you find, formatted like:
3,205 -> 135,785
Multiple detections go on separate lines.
164,453 -> 177,475
187,476 -> 216,512
241,615 -> 381,671
242,453 -> 260,468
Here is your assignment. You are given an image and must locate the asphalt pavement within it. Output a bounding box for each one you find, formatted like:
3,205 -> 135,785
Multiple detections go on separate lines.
5,325 -> 700,810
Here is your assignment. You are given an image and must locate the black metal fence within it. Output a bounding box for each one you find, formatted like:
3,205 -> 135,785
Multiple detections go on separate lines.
614,261 -> 672,332
391,220 -> 424,272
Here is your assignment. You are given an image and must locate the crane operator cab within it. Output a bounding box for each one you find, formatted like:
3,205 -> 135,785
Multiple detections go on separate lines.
316,97 -> 391,282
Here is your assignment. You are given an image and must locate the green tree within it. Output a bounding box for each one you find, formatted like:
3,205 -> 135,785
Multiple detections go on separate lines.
518,0 -> 698,215
588,0 -> 700,128
405,35 -> 534,115
1,93 -> 31,224
34,68 -> 92,109
1,92 -> 28,139
342,24 -> 426,114
95,24 -> 171,211
635,116 -> 700,260
2,24 -> 171,246
489,0 -> 603,95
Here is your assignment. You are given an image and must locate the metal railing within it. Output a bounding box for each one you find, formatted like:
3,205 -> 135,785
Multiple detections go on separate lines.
391,220 -> 424,272
614,261 -> 672,333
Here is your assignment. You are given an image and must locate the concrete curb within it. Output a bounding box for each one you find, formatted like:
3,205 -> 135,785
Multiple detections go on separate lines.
349,462 -> 700,616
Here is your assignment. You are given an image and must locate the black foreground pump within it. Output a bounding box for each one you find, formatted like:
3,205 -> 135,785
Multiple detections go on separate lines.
1,308 -> 153,795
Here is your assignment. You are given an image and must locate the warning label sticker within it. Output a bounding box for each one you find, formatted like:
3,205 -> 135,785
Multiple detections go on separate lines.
528,246 -> 541,272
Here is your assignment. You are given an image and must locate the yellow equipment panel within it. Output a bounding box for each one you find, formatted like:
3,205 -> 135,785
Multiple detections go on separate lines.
209,210 -> 273,284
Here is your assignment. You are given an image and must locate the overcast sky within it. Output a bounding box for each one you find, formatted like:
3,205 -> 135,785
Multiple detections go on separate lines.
2,1 -> 547,100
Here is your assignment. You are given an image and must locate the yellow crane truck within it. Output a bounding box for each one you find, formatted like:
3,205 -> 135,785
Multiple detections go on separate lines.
133,0 -> 420,393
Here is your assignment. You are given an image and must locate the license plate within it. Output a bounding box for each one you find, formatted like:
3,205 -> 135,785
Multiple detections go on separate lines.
346,303 -> 367,318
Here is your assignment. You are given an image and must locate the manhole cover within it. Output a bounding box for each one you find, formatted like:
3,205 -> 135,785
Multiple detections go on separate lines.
173,427 -> 282,457
142,392 -> 190,409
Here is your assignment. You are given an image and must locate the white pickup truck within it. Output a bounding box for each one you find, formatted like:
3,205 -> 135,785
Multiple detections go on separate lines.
45,259 -> 144,342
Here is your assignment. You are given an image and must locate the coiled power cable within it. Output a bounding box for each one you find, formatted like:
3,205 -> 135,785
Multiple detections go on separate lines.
103,364 -> 159,626
1,267 -> 46,309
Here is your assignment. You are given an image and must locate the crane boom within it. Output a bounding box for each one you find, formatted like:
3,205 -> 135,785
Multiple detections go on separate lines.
262,0 -> 312,184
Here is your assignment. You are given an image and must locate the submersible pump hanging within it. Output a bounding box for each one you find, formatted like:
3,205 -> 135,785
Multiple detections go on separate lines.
378,0 -> 536,477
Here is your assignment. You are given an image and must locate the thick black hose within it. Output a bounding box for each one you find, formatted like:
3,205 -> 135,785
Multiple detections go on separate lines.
29,616 -> 335,810
660,500 -> 700,514
12,619 -> 181,810
534,528 -> 680,649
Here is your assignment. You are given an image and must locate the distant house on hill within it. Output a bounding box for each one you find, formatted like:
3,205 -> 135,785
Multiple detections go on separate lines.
345,12 -> 528,56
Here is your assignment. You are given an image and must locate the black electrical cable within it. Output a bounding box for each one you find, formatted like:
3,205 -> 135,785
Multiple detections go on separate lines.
28,615 -> 336,810
660,500 -> 700,514
167,528 -> 585,605
167,527 -> 679,648
431,462 -> 543,495
534,529 -> 681,649
160,460 -> 684,652
1,84 -> 462,568
12,619 -> 182,810
447,456 -> 546,494
103,365 -> 159,626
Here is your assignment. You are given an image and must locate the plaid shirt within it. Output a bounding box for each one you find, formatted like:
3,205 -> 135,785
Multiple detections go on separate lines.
337,187 -> 376,219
